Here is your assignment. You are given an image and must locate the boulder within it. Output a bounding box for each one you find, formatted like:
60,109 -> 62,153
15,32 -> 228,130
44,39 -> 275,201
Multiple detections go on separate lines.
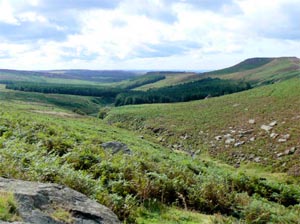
101,141 -> 132,155
0,178 -> 120,224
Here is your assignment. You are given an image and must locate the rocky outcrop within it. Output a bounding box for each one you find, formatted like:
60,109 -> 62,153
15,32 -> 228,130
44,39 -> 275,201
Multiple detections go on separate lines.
101,141 -> 132,155
0,178 -> 120,224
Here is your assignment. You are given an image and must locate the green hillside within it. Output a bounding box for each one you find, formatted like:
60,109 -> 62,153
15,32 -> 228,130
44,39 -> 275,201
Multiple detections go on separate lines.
205,57 -> 300,85
204,58 -> 274,75
106,77 -> 300,173
1,78 -> 300,222
134,72 -> 201,90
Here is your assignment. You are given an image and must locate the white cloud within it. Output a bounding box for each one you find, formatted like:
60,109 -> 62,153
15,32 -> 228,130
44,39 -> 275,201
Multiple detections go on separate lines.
0,0 -> 299,70
0,0 -> 19,25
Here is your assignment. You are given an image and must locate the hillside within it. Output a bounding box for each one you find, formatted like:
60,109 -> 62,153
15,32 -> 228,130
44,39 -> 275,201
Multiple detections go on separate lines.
106,77 -> 300,174
0,69 -> 139,84
1,78 -> 300,223
204,57 -> 300,85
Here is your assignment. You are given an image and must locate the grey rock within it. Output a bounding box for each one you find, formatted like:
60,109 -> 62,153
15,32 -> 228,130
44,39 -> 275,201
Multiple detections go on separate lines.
225,138 -> 235,144
0,178 -> 120,224
269,121 -> 277,127
249,154 -> 255,159
277,153 -> 284,157
254,157 -> 261,163
285,147 -> 296,155
101,141 -> 132,155
234,141 -> 245,147
261,125 -> 272,132
270,133 -> 279,139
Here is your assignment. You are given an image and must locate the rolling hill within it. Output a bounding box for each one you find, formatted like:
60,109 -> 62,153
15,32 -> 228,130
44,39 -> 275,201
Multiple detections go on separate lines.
0,69 -> 140,84
203,57 -> 300,85
106,77 -> 300,174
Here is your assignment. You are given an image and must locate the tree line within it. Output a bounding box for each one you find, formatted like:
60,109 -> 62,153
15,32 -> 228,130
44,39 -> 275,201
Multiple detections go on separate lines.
115,78 -> 251,106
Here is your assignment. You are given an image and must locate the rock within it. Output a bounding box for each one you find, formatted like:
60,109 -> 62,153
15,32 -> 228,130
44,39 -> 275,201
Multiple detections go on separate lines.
0,178 -> 120,224
101,141 -> 132,155
284,147 -> 296,155
261,125 -> 273,132
180,134 -> 189,140
277,153 -> 284,157
249,154 -> 255,159
234,141 -> 245,147
239,130 -> 254,135
225,138 -> 235,144
249,154 -> 255,160
254,157 -> 261,163
250,137 -> 256,142
215,136 -> 222,141
224,134 -> 232,139
269,121 -> 277,127
270,133 -> 279,139
248,119 -> 255,124
278,137 -> 288,143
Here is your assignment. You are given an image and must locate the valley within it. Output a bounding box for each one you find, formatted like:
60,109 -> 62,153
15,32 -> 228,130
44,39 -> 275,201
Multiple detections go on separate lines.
0,57 -> 300,223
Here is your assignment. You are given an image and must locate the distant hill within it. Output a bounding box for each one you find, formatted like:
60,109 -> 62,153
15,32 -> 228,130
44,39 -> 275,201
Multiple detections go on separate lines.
0,69 -> 140,83
203,57 -> 300,85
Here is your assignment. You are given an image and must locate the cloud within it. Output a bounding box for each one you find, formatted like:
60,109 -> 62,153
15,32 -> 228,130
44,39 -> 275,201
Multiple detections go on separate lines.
0,0 -> 299,70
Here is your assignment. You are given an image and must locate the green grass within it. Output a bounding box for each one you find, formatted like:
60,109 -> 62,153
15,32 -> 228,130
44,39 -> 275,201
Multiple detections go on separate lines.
0,191 -> 20,222
1,95 -> 300,223
1,68 -> 300,223
136,206 -> 214,224
106,77 -> 300,173
0,84 -> 108,115
51,207 -> 73,223
135,73 -> 201,91
207,57 -> 300,85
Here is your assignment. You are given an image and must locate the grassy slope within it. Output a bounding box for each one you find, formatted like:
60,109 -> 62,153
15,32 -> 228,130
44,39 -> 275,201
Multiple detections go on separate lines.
1,84 -> 300,223
0,98 -> 243,223
205,57 -> 300,85
135,73 -> 201,91
106,77 -> 300,174
0,84 -> 106,115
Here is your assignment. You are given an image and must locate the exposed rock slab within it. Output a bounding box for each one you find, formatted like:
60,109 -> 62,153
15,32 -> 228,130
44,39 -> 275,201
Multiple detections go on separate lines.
101,141 -> 132,155
0,178 -> 120,224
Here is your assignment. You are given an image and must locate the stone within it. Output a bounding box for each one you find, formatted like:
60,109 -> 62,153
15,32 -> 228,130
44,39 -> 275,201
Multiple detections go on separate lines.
101,141 -> 132,155
249,154 -> 255,159
278,138 -> 287,143
0,178 -> 120,224
180,134 -> 189,140
248,119 -> 255,124
234,141 -> 245,147
215,136 -> 222,141
254,157 -> 261,163
261,125 -> 273,132
225,138 -> 235,144
269,121 -> 277,127
270,133 -> 279,139
277,153 -> 284,157
224,134 -> 232,139
250,137 -> 256,142
285,147 -> 296,155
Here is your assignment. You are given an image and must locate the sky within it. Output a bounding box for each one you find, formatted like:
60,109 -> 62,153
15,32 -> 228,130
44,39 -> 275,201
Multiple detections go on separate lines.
0,0 -> 299,70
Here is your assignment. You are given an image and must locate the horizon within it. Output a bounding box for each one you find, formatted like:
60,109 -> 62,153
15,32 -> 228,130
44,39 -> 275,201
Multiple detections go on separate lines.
0,0 -> 300,70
